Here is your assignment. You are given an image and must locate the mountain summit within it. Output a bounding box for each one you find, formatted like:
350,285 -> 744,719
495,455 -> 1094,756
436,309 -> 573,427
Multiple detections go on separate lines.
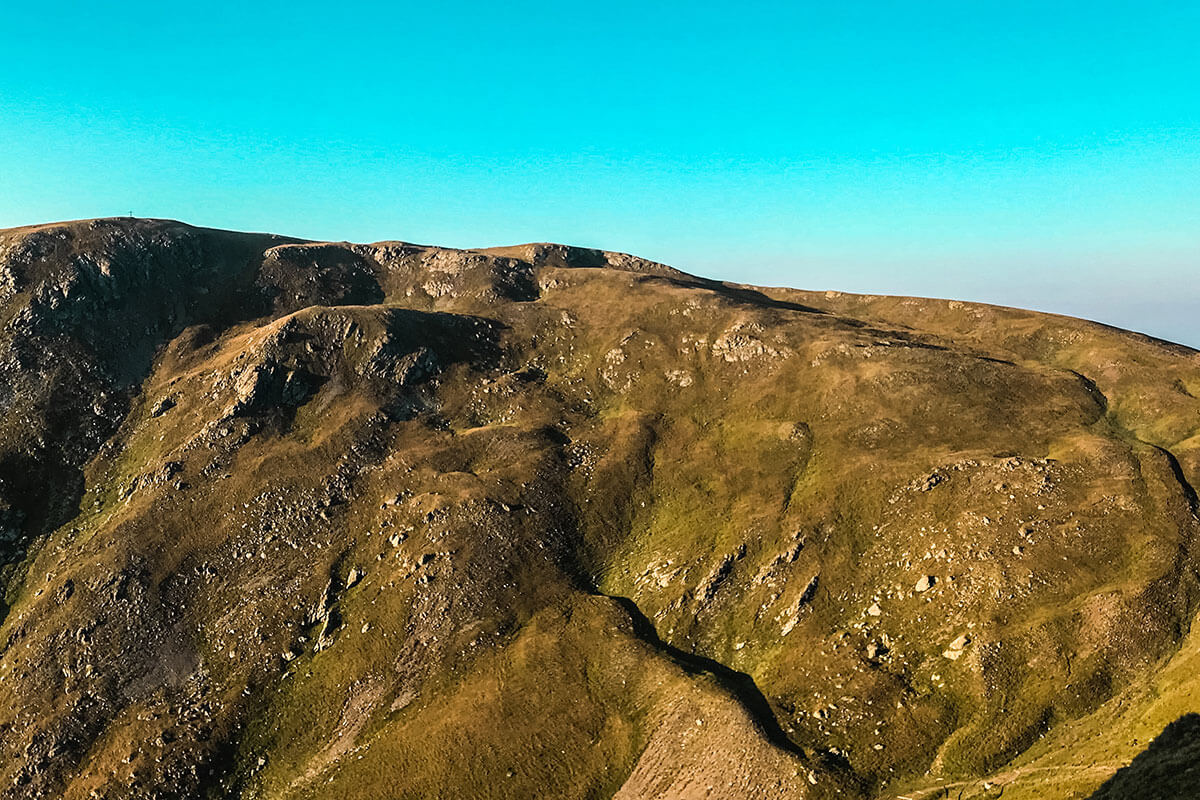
0,218 -> 1197,799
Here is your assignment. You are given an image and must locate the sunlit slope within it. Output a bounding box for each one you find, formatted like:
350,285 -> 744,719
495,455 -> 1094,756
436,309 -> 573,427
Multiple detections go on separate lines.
0,218 -> 1196,799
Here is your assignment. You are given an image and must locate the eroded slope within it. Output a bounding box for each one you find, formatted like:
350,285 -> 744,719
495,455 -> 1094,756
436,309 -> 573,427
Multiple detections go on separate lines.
0,218 -> 1197,800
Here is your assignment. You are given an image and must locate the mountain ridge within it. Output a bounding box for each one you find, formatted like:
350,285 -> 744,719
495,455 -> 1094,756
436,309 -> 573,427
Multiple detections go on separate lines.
0,217 -> 1197,799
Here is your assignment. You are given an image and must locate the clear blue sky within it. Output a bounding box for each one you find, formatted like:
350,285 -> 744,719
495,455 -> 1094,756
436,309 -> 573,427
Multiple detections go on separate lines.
2,1 -> 1198,345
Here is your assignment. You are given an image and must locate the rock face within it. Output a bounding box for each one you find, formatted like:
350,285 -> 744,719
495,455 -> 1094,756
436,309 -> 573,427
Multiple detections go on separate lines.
0,218 -> 1198,800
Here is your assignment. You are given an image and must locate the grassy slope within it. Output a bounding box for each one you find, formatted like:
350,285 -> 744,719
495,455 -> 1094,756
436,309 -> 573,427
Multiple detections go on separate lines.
0,220 -> 1196,799
783,290 -> 1200,798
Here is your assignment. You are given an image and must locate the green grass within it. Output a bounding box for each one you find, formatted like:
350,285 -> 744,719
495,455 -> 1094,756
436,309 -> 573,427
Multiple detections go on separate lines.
1,220 -> 1199,798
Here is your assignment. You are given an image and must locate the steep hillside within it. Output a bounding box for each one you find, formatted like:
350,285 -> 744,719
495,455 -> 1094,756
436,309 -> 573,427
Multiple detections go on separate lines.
0,218 -> 1197,800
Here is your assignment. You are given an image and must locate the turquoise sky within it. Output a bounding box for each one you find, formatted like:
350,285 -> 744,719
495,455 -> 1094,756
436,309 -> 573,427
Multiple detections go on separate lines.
2,1 -> 1197,345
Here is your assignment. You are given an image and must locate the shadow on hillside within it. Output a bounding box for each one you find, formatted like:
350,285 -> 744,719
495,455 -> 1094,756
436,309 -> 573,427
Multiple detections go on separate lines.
606,595 -> 809,756
655,274 -> 832,315
1087,713 -> 1200,799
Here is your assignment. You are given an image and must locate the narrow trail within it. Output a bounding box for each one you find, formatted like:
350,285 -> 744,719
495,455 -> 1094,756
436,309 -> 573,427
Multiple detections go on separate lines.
889,762 -> 1124,799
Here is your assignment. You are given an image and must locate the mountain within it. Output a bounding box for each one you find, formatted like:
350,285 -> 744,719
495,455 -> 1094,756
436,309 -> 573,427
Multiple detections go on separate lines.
0,217 -> 1197,800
